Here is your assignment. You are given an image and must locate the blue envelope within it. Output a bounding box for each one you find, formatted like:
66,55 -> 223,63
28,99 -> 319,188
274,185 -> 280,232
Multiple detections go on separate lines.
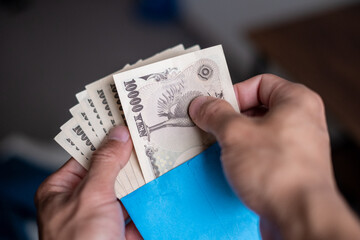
121,143 -> 261,239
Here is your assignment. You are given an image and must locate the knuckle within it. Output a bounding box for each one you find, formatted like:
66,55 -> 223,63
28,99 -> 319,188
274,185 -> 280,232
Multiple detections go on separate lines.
34,177 -> 52,206
34,184 -> 45,206
295,84 -> 325,113
261,73 -> 289,86
309,91 -> 325,113
261,73 -> 278,80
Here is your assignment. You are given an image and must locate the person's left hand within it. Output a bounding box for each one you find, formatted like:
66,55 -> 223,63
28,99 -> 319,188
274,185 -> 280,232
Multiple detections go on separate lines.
35,126 -> 142,240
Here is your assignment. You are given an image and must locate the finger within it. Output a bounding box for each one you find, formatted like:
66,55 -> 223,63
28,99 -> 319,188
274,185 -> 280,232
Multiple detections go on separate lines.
36,158 -> 87,201
125,221 -> 143,240
233,74 -> 301,111
86,126 -> 133,193
189,96 -> 246,141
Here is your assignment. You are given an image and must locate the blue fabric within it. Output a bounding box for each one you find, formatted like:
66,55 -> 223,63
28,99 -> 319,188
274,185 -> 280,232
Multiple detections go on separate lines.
137,0 -> 179,21
0,155 -> 51,240
122,143 -> 261,240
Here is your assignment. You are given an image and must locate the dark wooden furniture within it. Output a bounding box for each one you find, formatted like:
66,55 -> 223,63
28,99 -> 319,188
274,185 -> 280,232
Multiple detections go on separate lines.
248,4 -> 360,145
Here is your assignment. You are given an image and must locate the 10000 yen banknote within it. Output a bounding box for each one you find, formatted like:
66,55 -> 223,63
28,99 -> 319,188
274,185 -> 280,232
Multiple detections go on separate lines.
114,45 -> 239,183
54,44 -> 237,197
82,44 -> 199,188
85,44 -> 187,128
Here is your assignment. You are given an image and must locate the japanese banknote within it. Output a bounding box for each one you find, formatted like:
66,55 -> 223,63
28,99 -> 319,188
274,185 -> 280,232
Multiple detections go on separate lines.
55,44 -> 239,198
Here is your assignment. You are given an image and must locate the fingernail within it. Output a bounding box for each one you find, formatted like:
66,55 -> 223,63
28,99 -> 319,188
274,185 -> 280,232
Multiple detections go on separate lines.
189,96 -> 208,118
108,126 -> 129,143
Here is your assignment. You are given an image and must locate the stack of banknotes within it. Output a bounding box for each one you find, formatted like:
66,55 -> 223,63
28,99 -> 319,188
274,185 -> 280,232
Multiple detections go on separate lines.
55,44 -> 239,198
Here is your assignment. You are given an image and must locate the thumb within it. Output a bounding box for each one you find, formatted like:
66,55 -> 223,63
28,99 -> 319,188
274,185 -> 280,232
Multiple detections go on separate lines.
189,96 -> 244,141
86,126 -> 132,193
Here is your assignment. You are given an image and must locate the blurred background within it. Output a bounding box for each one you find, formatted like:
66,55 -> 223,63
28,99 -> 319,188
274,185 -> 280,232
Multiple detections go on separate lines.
0,0 -> 359,239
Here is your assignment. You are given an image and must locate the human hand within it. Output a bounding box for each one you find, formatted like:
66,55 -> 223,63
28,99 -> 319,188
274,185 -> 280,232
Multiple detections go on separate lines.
35,126 -> 142,240
189,74 -> 360,239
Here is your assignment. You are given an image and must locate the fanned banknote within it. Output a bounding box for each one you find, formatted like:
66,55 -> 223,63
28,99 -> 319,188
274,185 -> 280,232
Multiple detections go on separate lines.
114,45 -> 238,183
54,44 -> 238,197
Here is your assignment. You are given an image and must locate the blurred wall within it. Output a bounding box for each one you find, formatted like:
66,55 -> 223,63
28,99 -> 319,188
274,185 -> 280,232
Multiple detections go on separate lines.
180,0 -> 358,77
0,0 -> 358,141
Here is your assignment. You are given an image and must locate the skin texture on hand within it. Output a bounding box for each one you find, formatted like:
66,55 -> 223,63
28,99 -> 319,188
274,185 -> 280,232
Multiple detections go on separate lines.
35,126 -> 142,240
189,74 -> 360,240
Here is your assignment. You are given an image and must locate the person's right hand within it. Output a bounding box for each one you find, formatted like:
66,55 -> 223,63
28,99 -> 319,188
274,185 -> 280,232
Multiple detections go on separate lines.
189,74 -> 360,240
